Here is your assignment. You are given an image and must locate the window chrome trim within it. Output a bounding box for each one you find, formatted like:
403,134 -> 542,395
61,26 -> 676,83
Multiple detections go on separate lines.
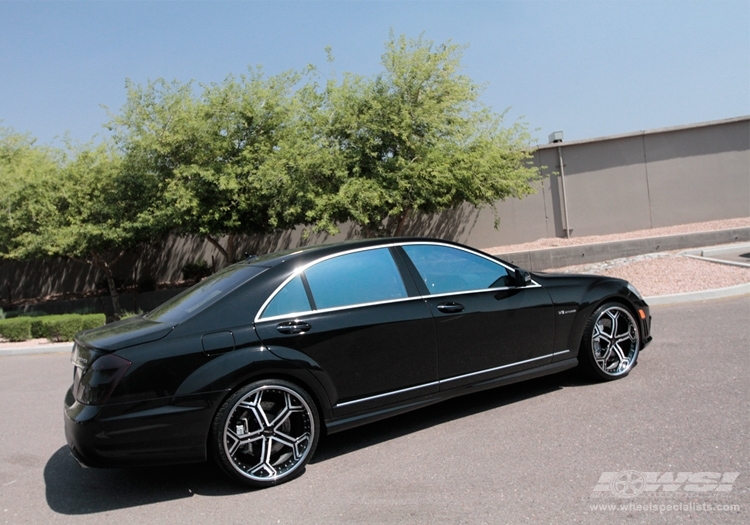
254,240 -> 540,323
255,244 -> 402,322
257,295 -> 427,323
335,351 -> 558,409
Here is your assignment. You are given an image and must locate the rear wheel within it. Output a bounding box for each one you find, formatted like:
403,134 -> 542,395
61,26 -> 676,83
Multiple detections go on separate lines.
211,379 -> 319,488
579,303 -> 640,381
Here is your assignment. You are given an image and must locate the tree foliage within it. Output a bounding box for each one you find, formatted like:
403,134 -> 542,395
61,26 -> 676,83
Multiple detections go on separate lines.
0,127 -> 63,255
306,33 -> 539,236
0,134 -> 159,317
111,69 -> 318,264
2,33 -> 542,307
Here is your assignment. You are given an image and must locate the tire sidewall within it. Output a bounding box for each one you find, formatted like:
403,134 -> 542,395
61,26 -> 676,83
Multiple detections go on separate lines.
210,379 -> 320,488
580,302 -> 640,381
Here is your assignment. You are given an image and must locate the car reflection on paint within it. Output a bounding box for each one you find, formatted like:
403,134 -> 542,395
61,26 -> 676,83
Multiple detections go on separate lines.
64,238 -> 652,488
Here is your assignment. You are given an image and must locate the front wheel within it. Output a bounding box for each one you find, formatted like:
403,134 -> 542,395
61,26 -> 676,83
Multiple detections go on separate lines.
211,379 -> 320,488
579,303 -> 640,381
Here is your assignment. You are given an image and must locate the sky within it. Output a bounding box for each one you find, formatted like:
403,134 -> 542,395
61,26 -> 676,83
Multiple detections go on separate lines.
1,0 -> 748,148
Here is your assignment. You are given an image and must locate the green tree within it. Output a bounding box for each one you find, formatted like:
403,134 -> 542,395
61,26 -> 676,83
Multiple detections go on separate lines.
306,33 -> 540,237
3,142 -> 160,318
112,69 -> 314,265
0,127 -> 63,255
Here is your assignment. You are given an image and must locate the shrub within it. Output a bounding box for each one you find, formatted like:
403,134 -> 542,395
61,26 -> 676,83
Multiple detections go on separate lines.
0,308 -> 5,320
26,314 -> 107,342
80,314 -> 106,332
0,314 -> 106,342
30,318 -> 46,338
42,315 -> 84,342
0,318 -> 33,342
182,261 -> 212,282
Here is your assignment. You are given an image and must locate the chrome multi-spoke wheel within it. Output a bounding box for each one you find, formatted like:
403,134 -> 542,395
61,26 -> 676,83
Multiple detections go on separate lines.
212,380 -> 319,488
580,303 -> 640,380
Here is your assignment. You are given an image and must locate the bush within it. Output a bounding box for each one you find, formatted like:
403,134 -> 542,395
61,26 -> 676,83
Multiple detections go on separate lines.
30,318 -> 46,338
8,314 -> 107,342
182,261 -> 212,282
0,318 -> 33,341
0,308 -> 5,320
80,314 -> 106,332
42,315 -> 84,342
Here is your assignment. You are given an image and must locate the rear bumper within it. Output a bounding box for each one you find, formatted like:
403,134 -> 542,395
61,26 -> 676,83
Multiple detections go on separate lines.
64,387 -> 223,468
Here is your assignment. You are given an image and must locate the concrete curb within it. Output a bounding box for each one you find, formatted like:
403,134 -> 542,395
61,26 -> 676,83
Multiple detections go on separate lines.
0,343 -> 72,357
680,242 -> 750,269
645,282 -> 750,306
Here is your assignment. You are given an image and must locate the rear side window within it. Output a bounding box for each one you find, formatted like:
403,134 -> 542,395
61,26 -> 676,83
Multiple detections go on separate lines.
260,247 -> 409,319
306,248 -> 408,309
146,264 -> 266,323
261,275 -> 311,319
403,244 -> 511,294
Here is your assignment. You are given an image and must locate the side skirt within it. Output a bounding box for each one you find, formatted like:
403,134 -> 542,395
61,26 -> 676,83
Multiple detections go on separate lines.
324,358 -> 578,434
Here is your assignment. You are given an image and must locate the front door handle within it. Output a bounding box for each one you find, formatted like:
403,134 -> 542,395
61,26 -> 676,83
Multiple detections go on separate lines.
437,302 -> 464,314
276,321 -> 312,334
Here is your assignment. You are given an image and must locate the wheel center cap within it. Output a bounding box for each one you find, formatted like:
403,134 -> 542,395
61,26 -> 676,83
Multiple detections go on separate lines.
263,428 -> 274,437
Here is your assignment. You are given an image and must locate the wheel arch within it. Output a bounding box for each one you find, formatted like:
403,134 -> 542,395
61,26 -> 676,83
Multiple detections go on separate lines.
566,282 -> 643,356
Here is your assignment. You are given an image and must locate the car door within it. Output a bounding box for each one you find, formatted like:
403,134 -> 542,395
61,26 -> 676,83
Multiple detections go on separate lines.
398,243 -> 556,390
254,246 -> 438,416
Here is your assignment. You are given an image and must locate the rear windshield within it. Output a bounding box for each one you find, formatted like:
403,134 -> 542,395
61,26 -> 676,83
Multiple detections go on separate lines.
145,264 -> 266,324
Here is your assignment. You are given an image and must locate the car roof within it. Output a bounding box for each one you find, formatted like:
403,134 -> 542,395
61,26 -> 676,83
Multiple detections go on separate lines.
245,237 -> 469,268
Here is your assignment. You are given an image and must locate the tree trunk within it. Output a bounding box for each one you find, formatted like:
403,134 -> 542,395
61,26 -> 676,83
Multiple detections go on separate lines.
89,251 -> 123,323
392,208 -> 411,237
104,268 -> 122,322
205,234 -> 234,268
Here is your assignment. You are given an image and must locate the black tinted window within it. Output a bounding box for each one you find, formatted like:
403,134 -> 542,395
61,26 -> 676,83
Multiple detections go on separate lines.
261,275 -> 311,319
305,248 -> 407,309
403,244 -> 511,294
146,264 -> 266,323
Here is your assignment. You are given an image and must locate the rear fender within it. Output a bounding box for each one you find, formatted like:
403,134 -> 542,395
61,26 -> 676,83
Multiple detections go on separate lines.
174,346 -> 334,420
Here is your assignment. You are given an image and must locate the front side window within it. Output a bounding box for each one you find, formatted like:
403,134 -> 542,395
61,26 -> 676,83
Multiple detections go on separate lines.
403,244 -> 511,294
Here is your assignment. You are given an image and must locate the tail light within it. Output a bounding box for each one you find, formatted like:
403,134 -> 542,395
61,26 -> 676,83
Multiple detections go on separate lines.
72,344 -> 131,405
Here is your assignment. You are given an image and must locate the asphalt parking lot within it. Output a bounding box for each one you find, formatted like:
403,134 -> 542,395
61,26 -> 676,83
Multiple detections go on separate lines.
0,296 -> 748,524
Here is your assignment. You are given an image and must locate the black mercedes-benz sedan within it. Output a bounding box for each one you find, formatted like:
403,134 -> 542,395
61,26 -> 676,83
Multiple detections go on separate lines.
65,238 -> 652,487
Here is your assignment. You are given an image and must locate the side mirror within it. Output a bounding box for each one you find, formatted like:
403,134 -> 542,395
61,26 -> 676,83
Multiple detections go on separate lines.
514,268 -> 532,287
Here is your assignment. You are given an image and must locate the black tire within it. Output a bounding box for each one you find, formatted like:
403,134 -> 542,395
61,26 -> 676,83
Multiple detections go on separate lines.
579,302 -> 640,381
210,379 -> 320,488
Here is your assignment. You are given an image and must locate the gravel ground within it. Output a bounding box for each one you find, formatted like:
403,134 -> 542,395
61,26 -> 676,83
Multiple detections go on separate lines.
483,217 -> 750,297
545,249 -> 750,296
2,218 -> 748,348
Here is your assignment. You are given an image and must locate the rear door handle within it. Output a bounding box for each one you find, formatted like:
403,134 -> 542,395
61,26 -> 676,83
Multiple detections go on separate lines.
276,321 -> 312,334
437,302 -> 464,314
